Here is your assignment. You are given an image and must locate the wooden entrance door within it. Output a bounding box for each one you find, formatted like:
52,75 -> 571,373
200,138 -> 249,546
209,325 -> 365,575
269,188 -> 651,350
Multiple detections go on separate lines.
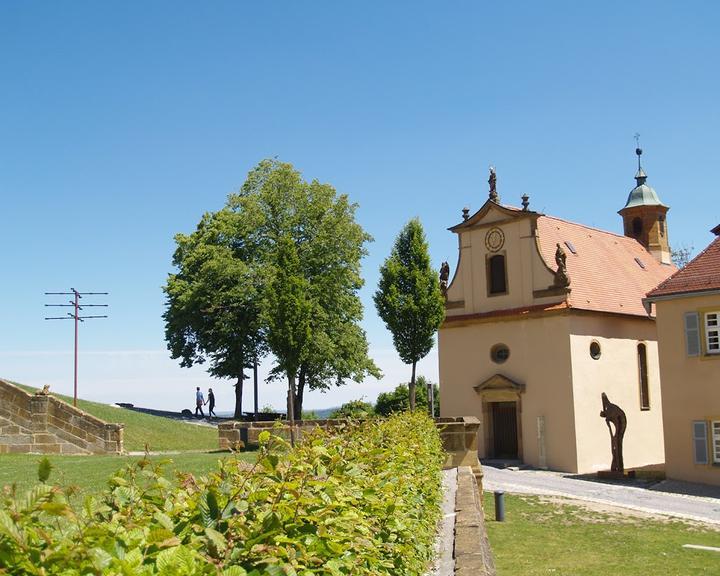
492,402 -> 518,459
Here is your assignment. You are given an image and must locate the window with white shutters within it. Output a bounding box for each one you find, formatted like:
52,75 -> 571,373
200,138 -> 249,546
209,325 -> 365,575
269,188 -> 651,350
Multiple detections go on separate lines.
706,312 -> 720,354
694,421 -> 708,465
713,421 -> 720,464
684,312 -> 700,357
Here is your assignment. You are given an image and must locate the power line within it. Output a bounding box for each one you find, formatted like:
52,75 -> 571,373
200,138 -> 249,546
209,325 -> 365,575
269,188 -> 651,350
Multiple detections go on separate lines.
44,288 -> 109,407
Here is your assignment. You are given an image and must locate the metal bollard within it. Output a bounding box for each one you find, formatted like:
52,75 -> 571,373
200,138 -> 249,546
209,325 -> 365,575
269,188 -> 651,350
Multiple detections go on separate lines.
494,490 -> 505,522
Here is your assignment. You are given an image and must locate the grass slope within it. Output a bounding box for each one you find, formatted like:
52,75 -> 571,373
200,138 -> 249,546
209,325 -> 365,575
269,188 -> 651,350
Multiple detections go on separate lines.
8,381 -> 218,452
485,493 -> 720,575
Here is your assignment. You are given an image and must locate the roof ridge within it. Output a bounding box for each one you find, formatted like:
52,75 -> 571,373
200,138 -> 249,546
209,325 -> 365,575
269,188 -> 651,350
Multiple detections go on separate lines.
539,214 -> 639,243
648,236 -> 720,295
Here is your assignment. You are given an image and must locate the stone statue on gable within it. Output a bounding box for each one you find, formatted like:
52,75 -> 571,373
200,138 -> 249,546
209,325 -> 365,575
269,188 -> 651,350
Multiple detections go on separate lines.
553,243 -> 570,287
439,261 -> 450,295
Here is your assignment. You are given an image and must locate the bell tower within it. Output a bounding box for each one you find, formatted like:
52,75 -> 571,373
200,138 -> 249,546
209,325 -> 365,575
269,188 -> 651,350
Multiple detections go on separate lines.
618,146 -> 671,264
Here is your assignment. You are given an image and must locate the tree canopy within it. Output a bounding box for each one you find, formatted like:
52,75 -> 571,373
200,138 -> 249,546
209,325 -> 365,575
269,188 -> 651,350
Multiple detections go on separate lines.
375,377 -> 440,417
164,159 -> 379,418
374,218 -> 445,410
163,209 -> 266,417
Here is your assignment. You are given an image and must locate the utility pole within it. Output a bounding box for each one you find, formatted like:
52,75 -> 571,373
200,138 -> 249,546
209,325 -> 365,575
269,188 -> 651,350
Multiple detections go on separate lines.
44,289 -> 108,407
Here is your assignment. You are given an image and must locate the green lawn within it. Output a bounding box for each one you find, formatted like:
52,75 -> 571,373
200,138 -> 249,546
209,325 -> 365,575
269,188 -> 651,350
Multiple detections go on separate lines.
485,493 -> 720,575
10,381 -> 218,451
0,451 -> 256,495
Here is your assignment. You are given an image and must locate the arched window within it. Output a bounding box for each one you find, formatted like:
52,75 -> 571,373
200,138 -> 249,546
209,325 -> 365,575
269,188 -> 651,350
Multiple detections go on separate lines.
487,254 -> 507,295
632,217 -> 643,238
638,343 -> 650,410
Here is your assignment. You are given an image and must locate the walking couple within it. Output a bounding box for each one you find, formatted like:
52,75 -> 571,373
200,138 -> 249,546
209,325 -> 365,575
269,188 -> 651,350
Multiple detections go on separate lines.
195,387 -> 216,418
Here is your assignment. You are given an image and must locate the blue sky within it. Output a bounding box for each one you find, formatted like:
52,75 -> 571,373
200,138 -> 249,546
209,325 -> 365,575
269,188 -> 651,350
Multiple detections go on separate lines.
1,1 -> 718,412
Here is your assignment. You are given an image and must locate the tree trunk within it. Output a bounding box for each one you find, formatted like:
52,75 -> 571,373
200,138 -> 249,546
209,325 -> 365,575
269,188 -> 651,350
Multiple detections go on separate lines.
295,366 -> 306,419
287,373 -> 296,446
253,358 -> 259,422
409,360 -> 417,411
234,369 -> 244,419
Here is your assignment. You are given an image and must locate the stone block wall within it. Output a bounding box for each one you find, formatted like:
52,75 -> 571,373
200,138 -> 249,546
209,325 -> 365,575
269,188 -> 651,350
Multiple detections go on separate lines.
218,419 -> 348,450
435,417 -> 483,486
0,379 -> 124,454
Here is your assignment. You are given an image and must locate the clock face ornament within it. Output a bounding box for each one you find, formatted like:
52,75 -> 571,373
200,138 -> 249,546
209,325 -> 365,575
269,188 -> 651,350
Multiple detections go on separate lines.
485,227 -> 505,252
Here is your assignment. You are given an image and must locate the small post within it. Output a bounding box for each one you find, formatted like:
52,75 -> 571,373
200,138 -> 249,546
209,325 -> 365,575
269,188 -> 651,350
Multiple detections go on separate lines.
253,358 -> 259,422
427,379 -> 435,417
494,491 -> 505,522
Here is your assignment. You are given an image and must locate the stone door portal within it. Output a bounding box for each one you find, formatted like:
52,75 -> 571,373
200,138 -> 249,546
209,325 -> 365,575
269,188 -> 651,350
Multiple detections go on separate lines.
492,401 -> 518,459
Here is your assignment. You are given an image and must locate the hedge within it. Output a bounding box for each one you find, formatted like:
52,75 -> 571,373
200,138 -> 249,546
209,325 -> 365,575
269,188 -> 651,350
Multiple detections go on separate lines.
0,411 -> 445,575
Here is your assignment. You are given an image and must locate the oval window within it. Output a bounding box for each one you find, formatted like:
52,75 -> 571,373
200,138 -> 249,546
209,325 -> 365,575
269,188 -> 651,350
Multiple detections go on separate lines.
491,344 -> 510,364
590,341 -> 601,360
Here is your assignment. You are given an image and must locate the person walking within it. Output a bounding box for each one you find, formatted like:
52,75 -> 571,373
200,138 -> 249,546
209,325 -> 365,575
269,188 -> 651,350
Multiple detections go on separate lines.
195,387 -> 205,417
206,387 -> 216,417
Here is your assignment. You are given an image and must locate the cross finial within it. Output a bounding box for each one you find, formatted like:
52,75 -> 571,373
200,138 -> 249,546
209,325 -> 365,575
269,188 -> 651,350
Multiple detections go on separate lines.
634,133 -> 643,171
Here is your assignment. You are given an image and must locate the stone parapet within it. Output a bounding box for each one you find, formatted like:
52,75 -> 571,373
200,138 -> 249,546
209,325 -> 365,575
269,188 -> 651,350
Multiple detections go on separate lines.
218,419 -> 347,450
0,379 -> 124,455
435,416 -> 483,490
454,466 -> 496,575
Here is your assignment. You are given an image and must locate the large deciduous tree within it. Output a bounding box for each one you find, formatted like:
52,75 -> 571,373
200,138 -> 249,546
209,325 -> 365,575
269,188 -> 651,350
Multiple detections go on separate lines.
164,159 -> 379,419
232,160 -> 380,418
374,218 -> 445,410
163,209 -> 266,418
262,235 -> 313,427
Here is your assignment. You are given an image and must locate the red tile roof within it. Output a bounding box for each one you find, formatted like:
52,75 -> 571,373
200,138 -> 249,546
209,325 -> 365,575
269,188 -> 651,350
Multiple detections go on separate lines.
646,234 -> 720,298
536,216 -> 676,317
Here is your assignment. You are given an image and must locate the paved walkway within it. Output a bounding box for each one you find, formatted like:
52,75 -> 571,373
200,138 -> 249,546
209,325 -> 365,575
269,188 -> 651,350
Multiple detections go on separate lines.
483,465 -> 720,526
428,467 -> 457,576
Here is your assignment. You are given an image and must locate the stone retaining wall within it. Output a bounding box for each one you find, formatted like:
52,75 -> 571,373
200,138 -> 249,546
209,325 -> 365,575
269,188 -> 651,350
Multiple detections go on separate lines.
0,379 -> 124,454
454,466 -> 496,575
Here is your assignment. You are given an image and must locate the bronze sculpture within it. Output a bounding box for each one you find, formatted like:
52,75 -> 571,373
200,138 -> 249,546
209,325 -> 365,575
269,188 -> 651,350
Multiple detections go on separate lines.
600,392 -> 626,473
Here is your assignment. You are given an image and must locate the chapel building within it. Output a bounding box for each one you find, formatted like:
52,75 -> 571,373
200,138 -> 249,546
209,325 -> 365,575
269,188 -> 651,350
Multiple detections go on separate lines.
438,151 -> 676,473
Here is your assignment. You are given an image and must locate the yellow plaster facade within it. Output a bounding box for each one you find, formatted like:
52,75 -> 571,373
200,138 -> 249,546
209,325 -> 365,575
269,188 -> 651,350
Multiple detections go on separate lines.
650,293 -> 720,485
439,199 -> 671,473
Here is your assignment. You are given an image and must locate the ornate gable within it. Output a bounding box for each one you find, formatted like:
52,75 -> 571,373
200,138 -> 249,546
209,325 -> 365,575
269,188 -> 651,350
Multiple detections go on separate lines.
448,200 -> 532,233
474,373 -> 526,394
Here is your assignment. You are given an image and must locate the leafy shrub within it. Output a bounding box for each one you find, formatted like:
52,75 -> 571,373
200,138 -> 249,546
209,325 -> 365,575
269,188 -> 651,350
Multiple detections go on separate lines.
0,412 -> 444,575
375,377 -> 440,417
329,399 -> 375,419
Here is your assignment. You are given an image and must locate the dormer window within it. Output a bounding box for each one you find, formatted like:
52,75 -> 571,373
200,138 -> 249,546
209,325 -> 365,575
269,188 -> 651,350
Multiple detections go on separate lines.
487,253 -> 508,296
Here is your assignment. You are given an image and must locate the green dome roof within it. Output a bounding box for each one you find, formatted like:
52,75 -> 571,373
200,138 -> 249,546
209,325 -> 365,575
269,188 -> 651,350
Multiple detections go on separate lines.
621,169 -> 667,210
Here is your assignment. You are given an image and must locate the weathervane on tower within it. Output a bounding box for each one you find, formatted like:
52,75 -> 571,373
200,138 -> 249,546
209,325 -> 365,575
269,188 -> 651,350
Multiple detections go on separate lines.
634,132 -> 643,170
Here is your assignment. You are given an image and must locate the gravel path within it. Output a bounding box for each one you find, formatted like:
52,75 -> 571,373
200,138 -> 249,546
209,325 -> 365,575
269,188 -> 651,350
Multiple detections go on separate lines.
483,465 -> 720,526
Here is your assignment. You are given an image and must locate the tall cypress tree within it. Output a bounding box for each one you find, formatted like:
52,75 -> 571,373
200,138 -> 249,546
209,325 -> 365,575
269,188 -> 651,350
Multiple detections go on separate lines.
374,219 -> 445,410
